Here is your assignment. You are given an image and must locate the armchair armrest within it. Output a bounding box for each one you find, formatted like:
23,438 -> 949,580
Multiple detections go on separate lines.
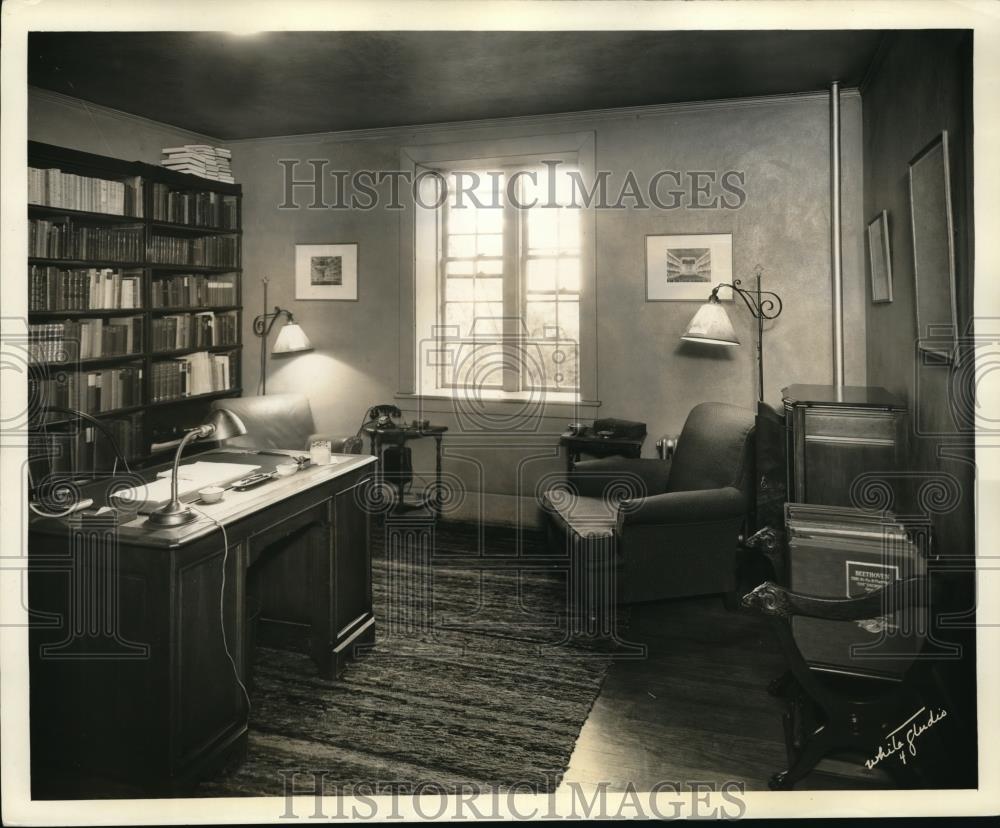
741,577 -> 941,715
568,456 -> 670,499
742,577 -> 935,621
620,486 -> 745,526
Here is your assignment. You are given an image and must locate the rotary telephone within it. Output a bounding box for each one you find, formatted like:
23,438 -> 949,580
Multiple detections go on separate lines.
367,404 -> 402,429
363,404 -> 411,491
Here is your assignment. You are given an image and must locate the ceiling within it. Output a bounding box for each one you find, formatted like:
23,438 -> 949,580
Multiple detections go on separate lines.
28,30 -> 885,140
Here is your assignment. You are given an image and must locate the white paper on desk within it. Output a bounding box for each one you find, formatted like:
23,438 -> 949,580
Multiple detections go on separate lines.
114,462 -> 260,512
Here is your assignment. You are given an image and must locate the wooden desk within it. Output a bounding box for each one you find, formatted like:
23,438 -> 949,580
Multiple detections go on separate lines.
28,450 -> 377,796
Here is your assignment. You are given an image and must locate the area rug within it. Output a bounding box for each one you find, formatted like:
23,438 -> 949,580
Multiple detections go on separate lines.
198,522 -> 618,796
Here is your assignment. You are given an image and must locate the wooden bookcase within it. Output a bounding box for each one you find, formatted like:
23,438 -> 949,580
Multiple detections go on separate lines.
27,140 -> 243,474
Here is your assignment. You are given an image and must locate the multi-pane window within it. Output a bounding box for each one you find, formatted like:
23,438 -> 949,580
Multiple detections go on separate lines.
437,162 -> 581,394
521,169 -> 580,391
440,173 -> 506,390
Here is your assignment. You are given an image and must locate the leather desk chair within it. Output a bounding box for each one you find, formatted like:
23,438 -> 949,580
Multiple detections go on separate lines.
542,402 -> 756,607
210,394 -> 362,453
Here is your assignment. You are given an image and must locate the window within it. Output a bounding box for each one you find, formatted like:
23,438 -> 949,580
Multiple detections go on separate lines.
432,161 -> 582,396
403,132 -> 595,406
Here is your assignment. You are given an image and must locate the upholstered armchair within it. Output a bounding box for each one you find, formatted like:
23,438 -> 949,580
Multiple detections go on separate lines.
542,402 -> 756,606
210,394 -> 362,453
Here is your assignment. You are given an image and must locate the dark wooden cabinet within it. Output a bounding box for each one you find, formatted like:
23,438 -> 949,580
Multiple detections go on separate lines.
783,384 -> 907,509
29,453 -> 376,796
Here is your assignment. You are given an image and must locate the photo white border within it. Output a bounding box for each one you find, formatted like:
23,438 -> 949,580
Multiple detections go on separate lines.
3,1 -> 1000,824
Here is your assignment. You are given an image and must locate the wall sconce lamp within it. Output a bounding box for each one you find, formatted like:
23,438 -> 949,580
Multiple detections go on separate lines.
253,276 -> 313,394
681,264 -> 783,403
147,408 -> 247,527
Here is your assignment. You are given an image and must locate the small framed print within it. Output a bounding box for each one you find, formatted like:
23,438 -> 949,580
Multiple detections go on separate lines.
646,233 -> 733,301
295,243 -> 358,300
867,210 -> 893,304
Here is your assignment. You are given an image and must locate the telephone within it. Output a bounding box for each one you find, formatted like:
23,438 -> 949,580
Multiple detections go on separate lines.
361,404 -> 411,491
367,404 -> 402,429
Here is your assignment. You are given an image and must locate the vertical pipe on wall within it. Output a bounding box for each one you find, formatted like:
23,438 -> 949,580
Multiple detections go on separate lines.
830,81 -> 845,388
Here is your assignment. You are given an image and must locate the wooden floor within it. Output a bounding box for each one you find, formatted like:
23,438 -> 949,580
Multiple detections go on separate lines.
561,591 -> 895,793
562,594 -> 790,792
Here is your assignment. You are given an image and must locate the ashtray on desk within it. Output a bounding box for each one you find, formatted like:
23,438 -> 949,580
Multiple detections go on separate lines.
198,486 -> 225,504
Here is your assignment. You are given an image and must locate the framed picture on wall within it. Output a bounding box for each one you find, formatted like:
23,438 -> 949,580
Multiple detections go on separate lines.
867,210 -> 893,304
645,233 -> 733,301
295,243 -> 359,300
908,131 -> 958,361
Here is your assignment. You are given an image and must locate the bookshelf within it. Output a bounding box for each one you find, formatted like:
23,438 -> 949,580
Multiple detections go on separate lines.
27,141 -> 243,475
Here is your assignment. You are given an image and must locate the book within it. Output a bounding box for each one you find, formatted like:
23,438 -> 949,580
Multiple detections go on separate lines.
160,144 -> 235,183
28,166 -> 141,216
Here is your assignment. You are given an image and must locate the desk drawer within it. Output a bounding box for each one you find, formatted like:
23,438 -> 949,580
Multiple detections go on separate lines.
246,498 -> 330,568
803,410 -> 896,444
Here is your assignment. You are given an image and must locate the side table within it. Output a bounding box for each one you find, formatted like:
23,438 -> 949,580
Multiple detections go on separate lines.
558,431 -> 645,473
363,423 -> 448,517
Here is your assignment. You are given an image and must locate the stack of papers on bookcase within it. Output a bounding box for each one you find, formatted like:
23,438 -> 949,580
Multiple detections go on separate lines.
161,145 -> 234,183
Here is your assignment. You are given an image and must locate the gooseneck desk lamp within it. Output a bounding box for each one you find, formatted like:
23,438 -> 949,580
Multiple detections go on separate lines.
253,276 -> 313,395
681,264 -> 784,404
147,407 -> 247,527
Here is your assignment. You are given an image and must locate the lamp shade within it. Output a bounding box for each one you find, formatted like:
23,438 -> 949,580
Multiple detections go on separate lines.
681,298 -> 740,346
272,321 -> 313,354
199,407 -> 247,441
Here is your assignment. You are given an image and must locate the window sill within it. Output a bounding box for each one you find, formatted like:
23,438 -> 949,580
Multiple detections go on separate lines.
394,391 -> 601,417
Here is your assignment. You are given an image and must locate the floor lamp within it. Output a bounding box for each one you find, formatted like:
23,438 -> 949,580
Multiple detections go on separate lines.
253,276 -> 313,394
681,265 -> 783,404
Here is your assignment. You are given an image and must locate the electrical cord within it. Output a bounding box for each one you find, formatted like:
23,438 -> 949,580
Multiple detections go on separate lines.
189,504 -> 252,722
354,406 -> 374,440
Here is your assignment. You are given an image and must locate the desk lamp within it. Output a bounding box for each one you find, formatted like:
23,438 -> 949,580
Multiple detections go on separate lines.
148,408 -> 247,527
253,276 -> 313,394
681,264 -> 783,404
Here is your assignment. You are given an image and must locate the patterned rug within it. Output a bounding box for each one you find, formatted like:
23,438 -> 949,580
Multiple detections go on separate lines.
198,522 -> 618,796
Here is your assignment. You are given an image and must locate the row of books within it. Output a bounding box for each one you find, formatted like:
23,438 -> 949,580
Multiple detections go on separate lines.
151,351 -> 234,402
161,145 -> 234,183
30,413 -> 145,475
150,311 -> 238,352
150,183 -> 239,229
30,364 -> 144,415
151,273 -> 237,308
28,166 -> 144,217
29,266 -> 143,311
146,234 -> 239,267
30,218 -> 144,263
28,317 -> 143,363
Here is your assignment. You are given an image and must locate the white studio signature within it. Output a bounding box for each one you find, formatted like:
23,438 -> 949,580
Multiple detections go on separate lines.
865,706 -> 948,770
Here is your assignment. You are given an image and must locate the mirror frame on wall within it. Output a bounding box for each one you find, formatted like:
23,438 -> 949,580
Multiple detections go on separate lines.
908,130 -> 959,362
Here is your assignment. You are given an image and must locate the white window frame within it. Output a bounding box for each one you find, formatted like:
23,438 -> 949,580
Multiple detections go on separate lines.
398,132 -> 597,408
